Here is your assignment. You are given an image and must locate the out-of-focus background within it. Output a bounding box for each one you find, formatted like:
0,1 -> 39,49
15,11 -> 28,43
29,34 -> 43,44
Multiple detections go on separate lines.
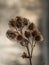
0,0 -> 49,65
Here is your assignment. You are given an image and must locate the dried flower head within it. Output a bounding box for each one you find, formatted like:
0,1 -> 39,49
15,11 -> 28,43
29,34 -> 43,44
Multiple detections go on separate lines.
33,31 -> 43,42
28,23 -> 35,30
20,39 -> 29,46
24,39 -> 29,44
34,35 -> 41,42
31,29 -> 39,37
16,34 -> 23,41
9,19 -> 15,28
6,30 -> 16,40
23,18 -> 28,26
31,29 -> 43,42
7,16 -> 44,43
24,31 -> 30,38
16,16 -> 23,28
21,52 -> 27,58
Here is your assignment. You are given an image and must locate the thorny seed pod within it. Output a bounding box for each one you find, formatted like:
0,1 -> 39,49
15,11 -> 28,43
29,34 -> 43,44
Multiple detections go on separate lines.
9,19 -> 15,28
6,30 -> 17,40
24,31 -> 31,38
16,16 -> 23,28
28,23 -> 35,30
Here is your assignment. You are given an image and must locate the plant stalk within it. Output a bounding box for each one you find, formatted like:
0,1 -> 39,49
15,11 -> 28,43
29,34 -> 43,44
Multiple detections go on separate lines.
26,45 -> 32,65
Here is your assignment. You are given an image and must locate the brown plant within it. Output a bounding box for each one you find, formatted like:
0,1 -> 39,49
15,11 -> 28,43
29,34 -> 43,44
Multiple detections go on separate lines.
6,16 -> 44,65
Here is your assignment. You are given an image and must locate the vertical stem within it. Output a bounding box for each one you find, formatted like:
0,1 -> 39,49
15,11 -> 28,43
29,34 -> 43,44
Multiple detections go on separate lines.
29,57 -> 32,65
26,45 -> 32,65
31,41 -> 36,57
31,44 -> 33,57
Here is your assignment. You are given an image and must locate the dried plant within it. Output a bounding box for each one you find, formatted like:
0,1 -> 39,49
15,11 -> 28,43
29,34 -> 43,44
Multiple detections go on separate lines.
6,16 -> 44,65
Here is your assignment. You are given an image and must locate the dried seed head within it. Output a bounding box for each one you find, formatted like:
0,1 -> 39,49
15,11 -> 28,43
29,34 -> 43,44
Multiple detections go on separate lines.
24,31 -> 30,38
16,34 -> 23,41
34,35 -> 41,42
31,28 -> 44,42
23,18 -> 28,26
31,29 -> 39,37
6,30 -> 16,39
24,39 -> 29,44
16,16 -> 22,28
34,34 -> 43,42
28,23 -> 35,30
21,52 -> 27,58
7,16 -> 44,43
20,39 -> 29,46
9,19 -> 15,28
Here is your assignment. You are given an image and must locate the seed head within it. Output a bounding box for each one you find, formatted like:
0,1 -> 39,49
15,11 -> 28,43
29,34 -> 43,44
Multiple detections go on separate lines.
6,30 -> 16,39
20,39 -> 29,46
28,23 -> 35,30
16,16 -> 22,28
21,52 -> 27,58
16,34 -> 23,41
34,34 -> 43,42
23,18 -> 28,26
24,31 -> 30,38
9,19 -> 15,28
31,29 -> 39,37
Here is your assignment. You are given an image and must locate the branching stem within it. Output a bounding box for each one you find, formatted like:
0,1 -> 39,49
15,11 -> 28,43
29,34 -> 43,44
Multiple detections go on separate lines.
31,41 -> 36,57
26,45 -> 32,65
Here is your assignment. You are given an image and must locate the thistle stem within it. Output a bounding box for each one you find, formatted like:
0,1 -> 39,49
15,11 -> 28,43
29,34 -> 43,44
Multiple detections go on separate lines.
31,41 -> 36,57
26,45 -> 32,65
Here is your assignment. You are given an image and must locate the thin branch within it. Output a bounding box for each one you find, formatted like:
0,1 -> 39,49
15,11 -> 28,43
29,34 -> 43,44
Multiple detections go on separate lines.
20,28 -> 22,34
31,40 -> 36,57
26,45 -> 32,65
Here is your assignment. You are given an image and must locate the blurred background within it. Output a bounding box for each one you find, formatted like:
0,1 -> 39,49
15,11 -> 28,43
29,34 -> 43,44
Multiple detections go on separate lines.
0,0 -> 49,65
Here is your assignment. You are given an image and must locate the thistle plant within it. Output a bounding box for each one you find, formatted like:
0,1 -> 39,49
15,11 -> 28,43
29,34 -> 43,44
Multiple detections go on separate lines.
6,16 -> 43,65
